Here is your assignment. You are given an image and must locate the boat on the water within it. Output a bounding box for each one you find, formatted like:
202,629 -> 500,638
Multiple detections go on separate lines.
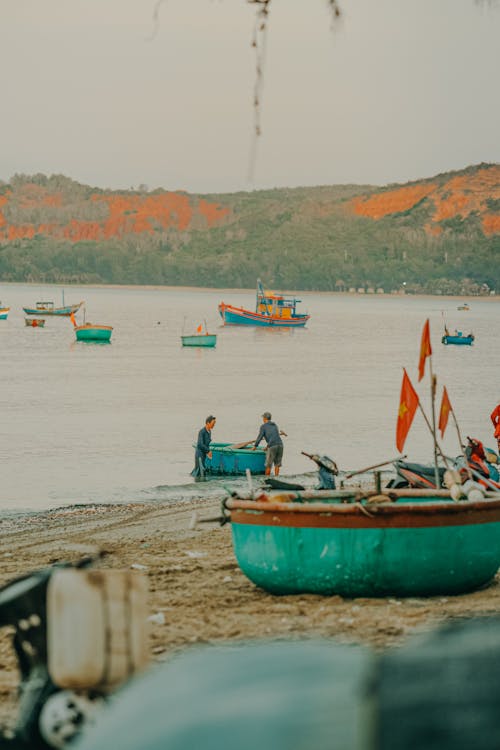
182,334 -> 217,347
23,300 -> 84,317
457,303 -> 470,311
442,329 -> 474,345
181,321 -> 216,347
196,442 -> 266,476
0,304 -> 9,320
74,323 -> 113,342
25,318 -> 45,328
225,489 -> 500,596
219,279 -> 310,328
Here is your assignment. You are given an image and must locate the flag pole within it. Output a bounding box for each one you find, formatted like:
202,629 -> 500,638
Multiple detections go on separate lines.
449,407 -> 473,480
427,355 -> 442,487
416,399 -> 450,469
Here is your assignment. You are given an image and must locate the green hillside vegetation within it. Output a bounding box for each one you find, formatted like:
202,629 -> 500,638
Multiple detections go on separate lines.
0,165 -> 498,293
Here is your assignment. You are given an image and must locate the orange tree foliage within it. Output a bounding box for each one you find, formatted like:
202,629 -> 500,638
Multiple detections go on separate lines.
350,165 -> 500,235
0,186 -> 230,243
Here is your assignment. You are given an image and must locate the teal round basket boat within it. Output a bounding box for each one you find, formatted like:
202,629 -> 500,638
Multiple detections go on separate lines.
75,323 -> 113,342
226,490 -> 500,597
203,442 -> 266,475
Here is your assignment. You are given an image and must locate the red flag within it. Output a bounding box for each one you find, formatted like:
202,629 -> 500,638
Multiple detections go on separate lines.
396,368 -> 419,452
418,319 -> 432,381
438,386 -> 452,438
70,312 -> 76,328
196,324 -> 203,333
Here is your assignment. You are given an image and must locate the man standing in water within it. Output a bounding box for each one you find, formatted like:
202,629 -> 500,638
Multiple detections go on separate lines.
253,412 -> 286,476
490,403 -> 500,453
192,415 -> 216,477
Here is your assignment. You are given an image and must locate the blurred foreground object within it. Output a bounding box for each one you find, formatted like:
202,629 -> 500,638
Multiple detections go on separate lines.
78,616 -> 500,750
0,560 -> 148,749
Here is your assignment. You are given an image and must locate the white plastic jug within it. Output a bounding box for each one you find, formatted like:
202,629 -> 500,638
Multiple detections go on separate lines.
47,569 -> 149,691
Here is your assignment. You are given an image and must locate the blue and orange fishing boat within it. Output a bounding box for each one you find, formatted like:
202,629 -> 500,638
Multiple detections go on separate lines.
219,280 -> 310,328
0,303 -> 9,320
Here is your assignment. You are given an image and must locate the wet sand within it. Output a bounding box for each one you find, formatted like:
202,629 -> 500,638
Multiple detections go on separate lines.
1,498 -> 499,725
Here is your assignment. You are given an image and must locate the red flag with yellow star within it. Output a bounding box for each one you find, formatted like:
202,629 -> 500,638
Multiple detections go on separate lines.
438,386 -> 452,438
396,368 -> 419,452
418,319 -> 432,381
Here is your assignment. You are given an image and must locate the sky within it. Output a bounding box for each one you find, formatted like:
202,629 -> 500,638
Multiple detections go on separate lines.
1,0 -> 499,194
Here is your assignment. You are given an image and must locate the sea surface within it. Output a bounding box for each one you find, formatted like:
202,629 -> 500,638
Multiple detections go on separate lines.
1,283 -> 499,512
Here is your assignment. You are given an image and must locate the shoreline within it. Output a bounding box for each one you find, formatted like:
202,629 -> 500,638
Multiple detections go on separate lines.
1,497 -> 499,725
1,280 -> 497,300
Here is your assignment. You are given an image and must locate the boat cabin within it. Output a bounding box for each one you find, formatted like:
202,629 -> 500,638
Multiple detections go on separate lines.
256,292 -> 301,319
36,301 -> 54,311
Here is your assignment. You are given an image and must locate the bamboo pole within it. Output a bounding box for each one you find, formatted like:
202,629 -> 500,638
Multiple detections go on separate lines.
427,355 -> 441,488
449,407 -> 473,480
344,455 -> 407,479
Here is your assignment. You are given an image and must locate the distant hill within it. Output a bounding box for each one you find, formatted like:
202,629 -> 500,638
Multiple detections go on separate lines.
0,164 -> 498,293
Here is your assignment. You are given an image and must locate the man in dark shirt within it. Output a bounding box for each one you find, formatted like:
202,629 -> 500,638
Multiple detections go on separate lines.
192,415 -> 216,477
253,412 -> 285,476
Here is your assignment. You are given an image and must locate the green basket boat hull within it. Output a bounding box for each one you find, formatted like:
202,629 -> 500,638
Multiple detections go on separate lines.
229,496 -> 500,597
75,326 -> 113,342
181,334 -> 217,347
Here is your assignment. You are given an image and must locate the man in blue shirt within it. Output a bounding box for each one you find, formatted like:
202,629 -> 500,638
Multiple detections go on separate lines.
192,415 -> 216,478
253,412 -> 285,476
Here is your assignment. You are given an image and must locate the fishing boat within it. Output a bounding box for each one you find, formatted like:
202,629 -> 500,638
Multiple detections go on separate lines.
225,489 -> 500,596
457,303 -> 470,311
442,329 -> 474,345
0,303 -> 9,320
196,442 -> 266,476
181,321 -> 216,348
25,318 -> 45,328
218,279 -> 310,328
74,323 -> 113,342
23,300 -> 84,317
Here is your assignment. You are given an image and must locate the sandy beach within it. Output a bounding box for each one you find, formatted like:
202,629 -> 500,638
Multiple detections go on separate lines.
1,497 -> 499,727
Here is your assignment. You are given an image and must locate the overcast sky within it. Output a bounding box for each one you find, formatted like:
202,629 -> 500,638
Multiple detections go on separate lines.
1,0 -> 499,193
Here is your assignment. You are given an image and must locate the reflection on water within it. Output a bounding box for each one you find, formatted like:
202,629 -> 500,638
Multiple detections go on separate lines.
0,282 -> 499,510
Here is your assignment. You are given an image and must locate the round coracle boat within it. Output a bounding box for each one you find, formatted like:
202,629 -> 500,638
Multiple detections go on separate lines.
226,489 -> 500,597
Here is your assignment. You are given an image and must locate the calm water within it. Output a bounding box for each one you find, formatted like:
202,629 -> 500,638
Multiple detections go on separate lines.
1,283 -> 499,511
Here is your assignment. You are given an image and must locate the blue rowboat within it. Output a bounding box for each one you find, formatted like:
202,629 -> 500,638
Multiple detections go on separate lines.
181,334 -> 217,348
226,489 -> 500,596
219,279 -> 310,328
201,442 -> 266,475
23,300 -> 84,317
442,331 -> 474,345
0,305 -> 9,320
75,324 -> 113,342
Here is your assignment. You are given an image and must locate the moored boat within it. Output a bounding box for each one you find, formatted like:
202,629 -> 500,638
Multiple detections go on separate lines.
225,489 -> 500,596
442,329 -> 474,345
0,304 -> 10,320
457,303 -> 470,311
181,321 -> 216,347
197,442 -> 266,475
74,323 -> 113,342
219,279 -> 310,328
181,334 -> 217,347
23,300 -> 84,317
25,318 -> 45,328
